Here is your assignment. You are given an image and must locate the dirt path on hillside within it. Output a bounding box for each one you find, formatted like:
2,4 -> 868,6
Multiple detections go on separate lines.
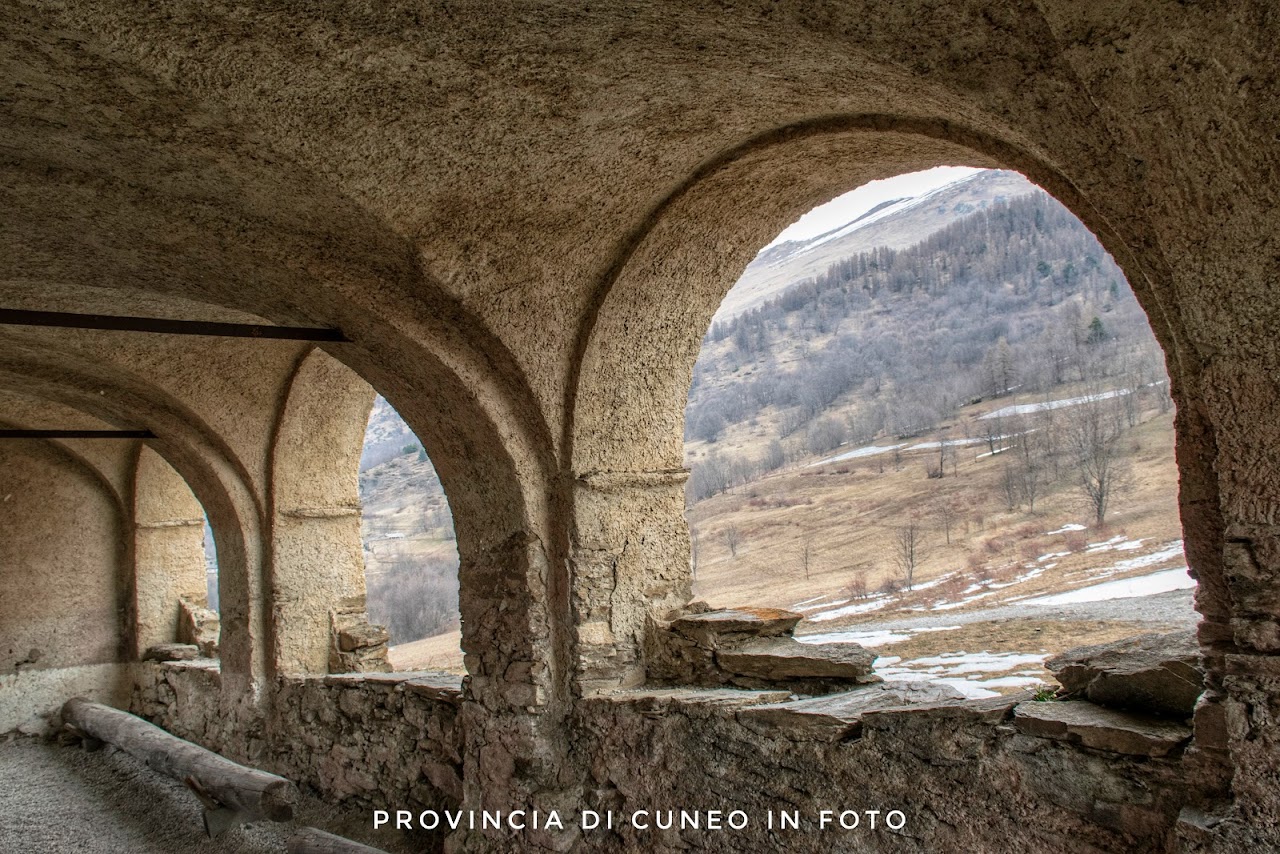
796,589 -> 1198,637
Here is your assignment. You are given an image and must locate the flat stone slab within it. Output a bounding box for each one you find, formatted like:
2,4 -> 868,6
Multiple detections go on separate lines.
599,687 -> 794,708
862,692 -> 1028,730
670,608 -> 802,645
400,673 -> 465,701
1013,700 -> 1191,757
739,681 -> 965,740
1047,631 -> 1202,717
155,657 -> 220,672
143,643 -> 200,662
717,637 -> 876,681
323,671 -> 463,695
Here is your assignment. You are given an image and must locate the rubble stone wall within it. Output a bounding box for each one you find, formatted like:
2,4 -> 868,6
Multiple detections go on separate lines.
568,690 -> 1213,854
131,662 -> 463,836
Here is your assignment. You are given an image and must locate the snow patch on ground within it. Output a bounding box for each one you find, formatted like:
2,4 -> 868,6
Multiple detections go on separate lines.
873,651 -> 1050,699
1025,567 -> 1195,606
799,625 -> 962,647
808,443 -> 907,467
799,629 -> 913,647
907,438 -> 989,451
1045,523 -> 1088,535
885,651 -> 1048,673
1102,541 -> 1186,574
981,389 -> 1129,420
806,596 -> 893,621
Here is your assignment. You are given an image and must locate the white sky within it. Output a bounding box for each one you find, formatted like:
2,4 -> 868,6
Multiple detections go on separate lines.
765,166 -> 985,248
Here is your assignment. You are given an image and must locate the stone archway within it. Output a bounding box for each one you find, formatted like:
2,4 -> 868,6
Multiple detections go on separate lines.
0,342 -> 269,714
565,118 -> 1217,707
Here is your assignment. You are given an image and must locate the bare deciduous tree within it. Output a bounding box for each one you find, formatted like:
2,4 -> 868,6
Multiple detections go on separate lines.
1066,397 -> 1135,526
933,496 -> 959,545
724,525 -> 742,558
892,520 -> 928,590
690,526 -> 700,580
1010,415 -> 1047,513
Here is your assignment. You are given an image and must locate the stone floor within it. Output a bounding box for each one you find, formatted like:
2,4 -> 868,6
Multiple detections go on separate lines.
0,736 -> 407,853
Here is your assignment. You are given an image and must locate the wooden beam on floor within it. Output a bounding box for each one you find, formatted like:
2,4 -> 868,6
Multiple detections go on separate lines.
61,697 -> 298,835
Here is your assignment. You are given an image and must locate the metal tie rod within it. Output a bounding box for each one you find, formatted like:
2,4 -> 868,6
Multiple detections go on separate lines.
0,309 -> 348,341
0,429 -> 156,439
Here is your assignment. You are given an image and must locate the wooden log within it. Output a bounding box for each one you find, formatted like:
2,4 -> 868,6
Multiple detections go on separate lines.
287,827 -> 391,853
60,697 -> 297,827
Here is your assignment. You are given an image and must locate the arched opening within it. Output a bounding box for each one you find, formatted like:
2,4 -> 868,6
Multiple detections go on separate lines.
131,446 -> 221,662
203,515 -> 219,612
683,166 -> 1191,698
358,395 -> 462,672
0,389 -> 226,730
568,122 -> 1209,706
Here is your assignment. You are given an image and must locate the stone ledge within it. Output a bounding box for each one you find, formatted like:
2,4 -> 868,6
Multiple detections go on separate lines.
737,681 -> 967,741
589,687 -> 793,709
861,691 -> 1027,730
1013,700 -> 1191,757
321,669 -> 462,692
717,637 -> 877,681
154,658 -> 220,673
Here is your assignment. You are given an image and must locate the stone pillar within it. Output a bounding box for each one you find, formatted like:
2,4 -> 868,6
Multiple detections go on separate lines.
268,351 -> 376,675
570,471 -> 692,692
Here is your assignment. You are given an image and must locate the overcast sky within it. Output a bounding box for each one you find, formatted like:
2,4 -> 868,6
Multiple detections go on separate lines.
765,166 -> 984,248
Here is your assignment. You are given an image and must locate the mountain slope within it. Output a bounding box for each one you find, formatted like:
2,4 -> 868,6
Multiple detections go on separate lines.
716,170 -> 1041,322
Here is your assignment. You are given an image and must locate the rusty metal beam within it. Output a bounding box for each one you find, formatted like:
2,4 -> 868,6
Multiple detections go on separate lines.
0,429 -> 155,439
0,309 -> 348,342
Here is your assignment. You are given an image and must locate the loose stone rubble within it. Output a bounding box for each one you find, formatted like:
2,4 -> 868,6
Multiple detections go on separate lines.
178,597 -> 221,659
329,596 -> 392,674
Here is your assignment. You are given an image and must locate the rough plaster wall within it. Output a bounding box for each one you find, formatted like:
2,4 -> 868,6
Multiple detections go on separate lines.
0,443 -> 125,670
133,446 -> 208,657
0,442 -> 129,728
1,663 -> 139,735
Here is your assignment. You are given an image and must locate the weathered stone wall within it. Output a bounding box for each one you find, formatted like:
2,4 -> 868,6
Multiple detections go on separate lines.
567,690 -> 1212,854
131,662 -> 463,847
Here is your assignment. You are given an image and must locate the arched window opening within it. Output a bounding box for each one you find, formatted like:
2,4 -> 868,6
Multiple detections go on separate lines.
203,514 -> 219,613
360,396 -> 462,672
129,446 -> 221,663
684,167 -> 1191,699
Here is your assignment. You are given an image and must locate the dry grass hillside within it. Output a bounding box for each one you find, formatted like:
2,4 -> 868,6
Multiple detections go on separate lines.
687,398 -> 1180,612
